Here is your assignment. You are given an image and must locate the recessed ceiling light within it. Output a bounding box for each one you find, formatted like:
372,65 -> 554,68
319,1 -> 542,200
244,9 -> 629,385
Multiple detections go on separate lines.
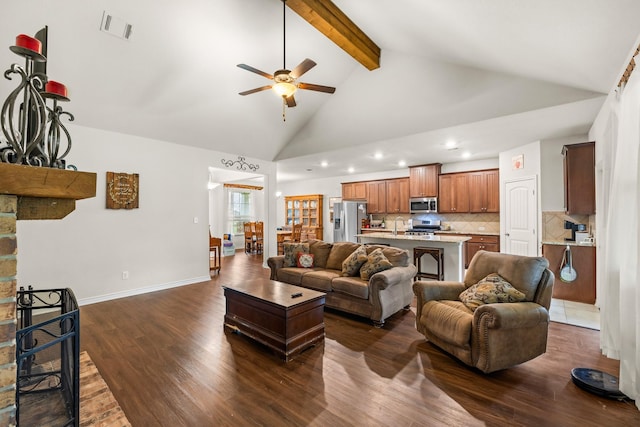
398,160 -> 406,167
374,152 -> 383,160
462,151 -> 471,159
445,140 -> 457,149
321,161 -> 328,167
348,167 -> 355,173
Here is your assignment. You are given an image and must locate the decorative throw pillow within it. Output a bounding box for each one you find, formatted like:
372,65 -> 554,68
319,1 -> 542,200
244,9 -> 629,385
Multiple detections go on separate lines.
296,252 -> 315,268
283,242 -> 309,267
359,248 -> 393,280
341,245 -> 368,276
459,273 -> 526,311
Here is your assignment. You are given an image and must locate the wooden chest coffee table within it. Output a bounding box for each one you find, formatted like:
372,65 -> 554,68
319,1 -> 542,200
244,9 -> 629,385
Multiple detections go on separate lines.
223,279 -> 326,361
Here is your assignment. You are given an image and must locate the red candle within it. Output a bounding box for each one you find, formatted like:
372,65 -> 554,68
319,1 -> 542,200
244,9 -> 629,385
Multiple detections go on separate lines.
15,34 -> 42,54
45,80 -> 68,98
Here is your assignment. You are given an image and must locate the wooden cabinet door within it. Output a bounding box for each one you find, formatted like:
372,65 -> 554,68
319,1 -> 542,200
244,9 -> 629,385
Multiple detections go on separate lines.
468,169 -> 499,213
342,182 -> 367,200
366,181 -> 386,213
439,173 -> 469,213
386,178 -> 409,213
543,244 -> 595,304
409,164 -> 440,197
465,235 -> 499,268
563,142 -> 595,215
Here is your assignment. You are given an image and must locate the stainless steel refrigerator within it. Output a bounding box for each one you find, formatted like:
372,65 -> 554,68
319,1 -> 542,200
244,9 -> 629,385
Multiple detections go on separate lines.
333,201 -> 367,243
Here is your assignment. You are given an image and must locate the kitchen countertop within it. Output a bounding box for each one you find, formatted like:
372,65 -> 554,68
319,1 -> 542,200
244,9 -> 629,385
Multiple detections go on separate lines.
434,230 -> 500,236
542,240 -> 595,247
356,232 -> 470,243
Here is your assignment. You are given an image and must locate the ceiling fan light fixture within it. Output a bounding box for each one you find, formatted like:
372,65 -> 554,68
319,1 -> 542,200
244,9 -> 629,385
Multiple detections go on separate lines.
273,81 -> 297,97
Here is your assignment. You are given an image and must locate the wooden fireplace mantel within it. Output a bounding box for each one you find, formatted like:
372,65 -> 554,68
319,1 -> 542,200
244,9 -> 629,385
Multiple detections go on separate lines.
0,163 -> 96,220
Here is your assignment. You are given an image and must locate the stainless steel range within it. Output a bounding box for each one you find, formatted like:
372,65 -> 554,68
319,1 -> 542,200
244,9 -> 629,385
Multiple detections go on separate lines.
405,220 -> 441,235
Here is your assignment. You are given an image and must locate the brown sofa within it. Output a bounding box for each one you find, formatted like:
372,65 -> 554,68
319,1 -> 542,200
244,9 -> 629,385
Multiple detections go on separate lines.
267,240 -> 417,327
413,250 -> 555,373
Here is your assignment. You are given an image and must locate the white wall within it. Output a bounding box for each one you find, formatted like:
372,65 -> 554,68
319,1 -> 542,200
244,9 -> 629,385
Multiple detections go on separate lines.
441,158 -> 498,174
540,134 -> 589,211
498,141 -> 542,255
16,124 -> 276,305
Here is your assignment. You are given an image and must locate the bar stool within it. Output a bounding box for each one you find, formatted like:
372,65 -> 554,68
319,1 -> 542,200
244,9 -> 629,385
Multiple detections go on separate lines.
413,247 -> 444,280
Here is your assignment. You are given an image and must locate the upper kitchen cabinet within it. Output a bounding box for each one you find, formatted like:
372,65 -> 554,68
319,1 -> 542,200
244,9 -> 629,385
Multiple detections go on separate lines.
468,169 -> 500,213
439,173 -> 469,213
342,181 -> 367,200
409,164 -> 441,197
386,178 -> 410,213
563,142 -> 595,215
366,180 -> 387,213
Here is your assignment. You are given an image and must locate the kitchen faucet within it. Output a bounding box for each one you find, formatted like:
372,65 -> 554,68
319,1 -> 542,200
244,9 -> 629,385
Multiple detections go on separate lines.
394,216 -> 404,235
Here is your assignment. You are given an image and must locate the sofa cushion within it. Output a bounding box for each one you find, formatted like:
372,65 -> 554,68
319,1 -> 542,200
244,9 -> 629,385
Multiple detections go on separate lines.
332,276 -> 369,299
276,267 -> 310,285
296,252 -> 315,268
421,300 -> 473,347
308,240 -> 332,269
359,248 -> 394,280
366,245 -> 410,267
459,273 -> 526,311
341,245 -> 368,276
300,270 -> 341,292
326,242 -> 361,270
283,242 -> 309,267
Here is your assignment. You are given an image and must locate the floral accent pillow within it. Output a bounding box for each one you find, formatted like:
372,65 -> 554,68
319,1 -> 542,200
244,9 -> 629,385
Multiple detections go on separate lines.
459,273 -> 526,311
341,245 -> 368,276
359,248 -> 393,280
283,242 -> 309,267
296,252 -> 315,268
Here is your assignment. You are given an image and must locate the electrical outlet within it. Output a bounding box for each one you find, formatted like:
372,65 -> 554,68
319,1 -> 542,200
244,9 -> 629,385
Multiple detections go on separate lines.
478,226 -> 486,231
193,217 -> 199,224
122,271 -> 129,280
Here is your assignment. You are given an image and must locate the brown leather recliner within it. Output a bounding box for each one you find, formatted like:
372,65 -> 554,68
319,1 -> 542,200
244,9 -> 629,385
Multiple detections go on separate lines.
413,250 -> 555,373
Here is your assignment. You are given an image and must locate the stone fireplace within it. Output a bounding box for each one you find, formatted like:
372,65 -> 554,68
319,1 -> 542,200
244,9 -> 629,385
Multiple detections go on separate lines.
0,163 -> 95,425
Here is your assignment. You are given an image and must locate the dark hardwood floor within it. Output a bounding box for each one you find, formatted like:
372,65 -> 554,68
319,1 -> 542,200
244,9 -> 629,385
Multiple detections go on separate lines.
80,252 -> 640,426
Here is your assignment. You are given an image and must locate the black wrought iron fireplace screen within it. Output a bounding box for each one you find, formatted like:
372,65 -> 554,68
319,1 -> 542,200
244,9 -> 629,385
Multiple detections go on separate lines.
16,286 -> 80,427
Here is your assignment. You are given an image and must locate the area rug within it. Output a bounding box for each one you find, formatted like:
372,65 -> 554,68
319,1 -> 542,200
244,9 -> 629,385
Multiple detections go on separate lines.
79,351 -> 131,427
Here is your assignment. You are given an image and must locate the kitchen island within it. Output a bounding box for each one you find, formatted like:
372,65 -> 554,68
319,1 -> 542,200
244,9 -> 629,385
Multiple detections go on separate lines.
357,232 -> 471,281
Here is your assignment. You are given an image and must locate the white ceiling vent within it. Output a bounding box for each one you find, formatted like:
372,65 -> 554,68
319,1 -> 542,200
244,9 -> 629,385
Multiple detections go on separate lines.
100,11 -> 133,41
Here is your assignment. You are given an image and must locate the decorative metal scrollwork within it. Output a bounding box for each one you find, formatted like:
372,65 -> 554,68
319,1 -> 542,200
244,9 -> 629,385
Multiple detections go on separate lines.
221,155 -> 259,171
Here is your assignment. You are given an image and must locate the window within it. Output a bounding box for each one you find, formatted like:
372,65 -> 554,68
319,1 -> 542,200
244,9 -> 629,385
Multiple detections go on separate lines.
227,190 -> 254,235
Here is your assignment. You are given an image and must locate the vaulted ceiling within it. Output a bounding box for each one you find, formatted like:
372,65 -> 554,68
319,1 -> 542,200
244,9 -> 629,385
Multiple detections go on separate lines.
2,1 -> 639,182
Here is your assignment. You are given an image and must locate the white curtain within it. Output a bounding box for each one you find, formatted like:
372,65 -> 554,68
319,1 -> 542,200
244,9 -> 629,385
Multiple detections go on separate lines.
599,69 -> 640,408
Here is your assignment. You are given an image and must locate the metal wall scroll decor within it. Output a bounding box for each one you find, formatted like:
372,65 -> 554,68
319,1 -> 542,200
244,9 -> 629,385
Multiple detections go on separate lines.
106,172 -> 139,209
0,29 -> 76,170
221,155 -> 259,172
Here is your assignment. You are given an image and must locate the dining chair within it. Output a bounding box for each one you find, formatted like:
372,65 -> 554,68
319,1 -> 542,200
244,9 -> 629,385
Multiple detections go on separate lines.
291,223 -> 303,242
244,222 -> 255,253
209,233 -> 221,274
254,221 -> 264,254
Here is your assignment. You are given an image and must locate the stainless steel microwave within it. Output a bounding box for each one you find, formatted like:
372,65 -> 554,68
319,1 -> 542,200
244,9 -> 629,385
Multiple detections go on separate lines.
410,197 -> 437,213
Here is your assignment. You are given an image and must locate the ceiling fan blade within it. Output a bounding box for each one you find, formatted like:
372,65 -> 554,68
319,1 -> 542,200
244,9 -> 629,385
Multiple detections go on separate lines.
285,95 -> 297,108
237,64 -> 273,80
239,85 -> 273,96
289,58 -> 316,79
298,82 -> 336,94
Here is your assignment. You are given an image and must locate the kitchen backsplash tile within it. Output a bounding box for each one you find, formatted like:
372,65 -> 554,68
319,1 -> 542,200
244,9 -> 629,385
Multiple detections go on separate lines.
542,211 -> 596,242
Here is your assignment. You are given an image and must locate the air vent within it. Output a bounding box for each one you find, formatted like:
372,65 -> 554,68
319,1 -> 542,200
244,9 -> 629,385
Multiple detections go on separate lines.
100,11 -> 133,40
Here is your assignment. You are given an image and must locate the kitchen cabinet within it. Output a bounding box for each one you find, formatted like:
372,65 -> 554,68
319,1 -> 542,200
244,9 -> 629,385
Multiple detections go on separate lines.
543,244 -> 595,304
438,173 -> 469,213
342,182 -> 367,200
465,235 -> 500,268
386,178 -> 410,213
284,194 -> 323,240
366,181 -> 387,213
563,142 -> 595,215
468,169 -> 500,213
409,164 -> 441,197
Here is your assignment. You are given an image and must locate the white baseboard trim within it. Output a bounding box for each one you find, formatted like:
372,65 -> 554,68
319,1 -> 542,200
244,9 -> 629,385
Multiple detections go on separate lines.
78,275 -> 211,306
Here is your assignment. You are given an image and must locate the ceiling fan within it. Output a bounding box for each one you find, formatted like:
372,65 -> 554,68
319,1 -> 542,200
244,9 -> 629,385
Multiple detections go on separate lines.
237,0 -> 335,118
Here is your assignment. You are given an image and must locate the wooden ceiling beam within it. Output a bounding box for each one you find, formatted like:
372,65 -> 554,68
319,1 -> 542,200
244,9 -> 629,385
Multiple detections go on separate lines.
285,0 -> 381,71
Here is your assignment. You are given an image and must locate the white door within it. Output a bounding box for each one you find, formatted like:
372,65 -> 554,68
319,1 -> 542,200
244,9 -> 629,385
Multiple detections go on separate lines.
504,177 -> 538,256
